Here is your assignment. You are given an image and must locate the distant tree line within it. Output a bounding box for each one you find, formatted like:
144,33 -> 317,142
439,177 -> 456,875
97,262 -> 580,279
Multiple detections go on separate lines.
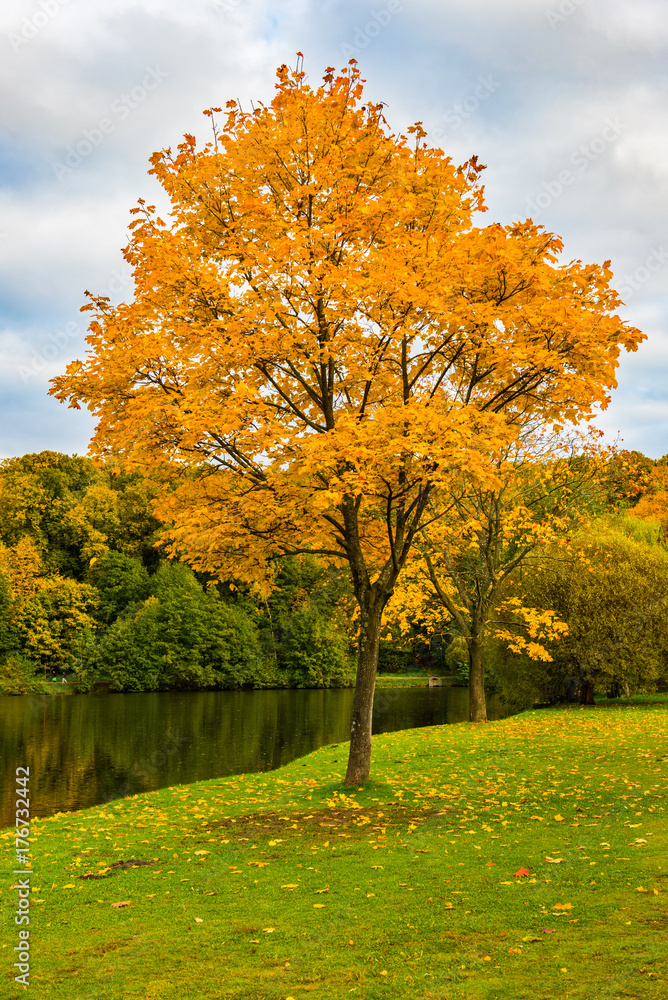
0,452 -> 367,693
1,449 -> 668,705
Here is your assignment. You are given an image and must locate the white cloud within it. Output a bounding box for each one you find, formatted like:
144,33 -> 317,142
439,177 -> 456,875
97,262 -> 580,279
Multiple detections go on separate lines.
0,0 -> 667,457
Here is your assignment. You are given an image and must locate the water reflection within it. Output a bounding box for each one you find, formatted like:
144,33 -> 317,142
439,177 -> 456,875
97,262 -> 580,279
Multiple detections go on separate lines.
0,686 -> 514,826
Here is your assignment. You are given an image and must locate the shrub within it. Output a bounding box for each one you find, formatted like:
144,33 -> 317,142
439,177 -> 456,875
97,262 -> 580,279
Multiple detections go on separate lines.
0,654 -> 44,695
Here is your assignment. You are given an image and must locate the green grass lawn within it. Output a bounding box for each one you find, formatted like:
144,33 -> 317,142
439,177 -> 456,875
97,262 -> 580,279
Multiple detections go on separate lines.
2,697 -> 667,998
375,674 -> 435,687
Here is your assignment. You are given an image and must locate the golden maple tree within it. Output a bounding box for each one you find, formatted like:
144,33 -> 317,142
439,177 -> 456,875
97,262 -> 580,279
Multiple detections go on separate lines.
50,58 -> 643,783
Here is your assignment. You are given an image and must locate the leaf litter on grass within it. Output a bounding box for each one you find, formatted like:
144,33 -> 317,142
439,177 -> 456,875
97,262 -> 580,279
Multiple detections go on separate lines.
2,700 -> 667,998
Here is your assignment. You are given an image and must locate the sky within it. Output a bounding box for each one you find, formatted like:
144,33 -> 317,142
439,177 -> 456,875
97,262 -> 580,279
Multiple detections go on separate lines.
1,0 -> 667,459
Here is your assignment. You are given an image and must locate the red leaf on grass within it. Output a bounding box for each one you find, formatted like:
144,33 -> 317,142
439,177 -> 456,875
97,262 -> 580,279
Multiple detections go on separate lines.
514,868 -> 531,877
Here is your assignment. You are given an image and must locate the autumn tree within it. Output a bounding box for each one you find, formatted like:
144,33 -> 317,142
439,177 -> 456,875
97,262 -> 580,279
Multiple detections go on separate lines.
630,464 -> 668,535
0,535 -> 98,674
50,59 -> 643,783
0,451 -> 161,577
387,427 -> 608,721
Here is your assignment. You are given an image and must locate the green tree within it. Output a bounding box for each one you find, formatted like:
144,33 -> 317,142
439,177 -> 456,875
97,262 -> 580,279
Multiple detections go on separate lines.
491,523 -> 668,705
93,562 -> 262,691
282,609 -> 355,687
89,551 -> 151,624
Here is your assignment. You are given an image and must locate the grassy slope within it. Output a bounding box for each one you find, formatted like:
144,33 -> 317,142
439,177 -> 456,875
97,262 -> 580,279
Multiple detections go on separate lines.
2,698 -> 667,999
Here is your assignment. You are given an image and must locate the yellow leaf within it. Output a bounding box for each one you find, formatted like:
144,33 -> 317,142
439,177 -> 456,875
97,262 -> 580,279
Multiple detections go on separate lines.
313,903 -> 326,908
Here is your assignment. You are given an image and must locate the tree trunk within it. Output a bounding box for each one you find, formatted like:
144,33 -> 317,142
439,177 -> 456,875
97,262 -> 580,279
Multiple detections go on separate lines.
580,678 -> 595,705
468,634 -> 487,722
345,593 -> 384,786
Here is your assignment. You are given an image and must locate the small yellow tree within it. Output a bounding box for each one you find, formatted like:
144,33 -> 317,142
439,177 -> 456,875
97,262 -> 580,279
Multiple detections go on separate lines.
386,428 -> 610,719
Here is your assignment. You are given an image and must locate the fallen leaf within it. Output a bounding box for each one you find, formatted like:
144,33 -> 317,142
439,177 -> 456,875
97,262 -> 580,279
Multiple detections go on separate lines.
514,868 -> 531,877
194,851 -> 209,856
262,928 -> 275,933
443,902 -> 454,909
194,917 -> 203,923
313,903 -> 326,909
552,903 -> 573,911
540,928 -> 556,933
553,814 -> 565,823
522,936 -> 541,943
484,862 -> 496,867
111,901 -> 131,908
545,857 -> 563,864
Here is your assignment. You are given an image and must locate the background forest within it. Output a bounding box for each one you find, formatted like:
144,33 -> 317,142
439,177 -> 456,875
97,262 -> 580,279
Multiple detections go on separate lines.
1,449 -> 667,704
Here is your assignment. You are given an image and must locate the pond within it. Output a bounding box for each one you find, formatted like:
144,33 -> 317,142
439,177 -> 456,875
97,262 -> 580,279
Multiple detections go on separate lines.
0,684 -> 517,828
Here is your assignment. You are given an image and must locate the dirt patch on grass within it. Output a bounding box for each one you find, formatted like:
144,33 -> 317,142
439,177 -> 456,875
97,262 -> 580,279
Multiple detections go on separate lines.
78,858 -> 154,879
201,803 -> 445,847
